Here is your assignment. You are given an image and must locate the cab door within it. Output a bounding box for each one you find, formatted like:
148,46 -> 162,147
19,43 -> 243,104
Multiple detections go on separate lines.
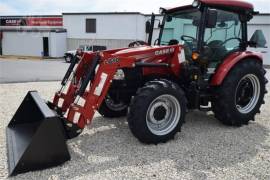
202,9 -> 242,69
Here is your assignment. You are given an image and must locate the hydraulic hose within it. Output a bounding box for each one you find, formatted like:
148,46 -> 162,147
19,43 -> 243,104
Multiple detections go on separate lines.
76,54 -> 100,96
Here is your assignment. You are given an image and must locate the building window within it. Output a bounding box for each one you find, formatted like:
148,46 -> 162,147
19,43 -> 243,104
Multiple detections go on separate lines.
86,19 -> 96,33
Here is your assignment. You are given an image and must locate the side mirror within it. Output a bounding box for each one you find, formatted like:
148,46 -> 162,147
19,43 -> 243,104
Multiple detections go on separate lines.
206,9 -> 217,28
145,21 -> 151,33
249,30 -> 267,48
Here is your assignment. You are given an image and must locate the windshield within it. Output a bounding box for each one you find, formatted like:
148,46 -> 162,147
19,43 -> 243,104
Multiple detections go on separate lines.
160,8 -> 201,46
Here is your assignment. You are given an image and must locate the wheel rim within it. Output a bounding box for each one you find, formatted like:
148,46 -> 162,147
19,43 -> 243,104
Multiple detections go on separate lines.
146,94 -> 181,136
235,74 -> 261,114
105,95 -> 127,111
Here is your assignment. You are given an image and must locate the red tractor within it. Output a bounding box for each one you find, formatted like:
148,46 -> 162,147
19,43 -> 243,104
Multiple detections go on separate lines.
6,0 -> 268,176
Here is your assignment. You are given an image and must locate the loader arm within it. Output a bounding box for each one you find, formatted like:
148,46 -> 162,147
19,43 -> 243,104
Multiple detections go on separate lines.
53,52 -> 96,112
53,52 -> 136,129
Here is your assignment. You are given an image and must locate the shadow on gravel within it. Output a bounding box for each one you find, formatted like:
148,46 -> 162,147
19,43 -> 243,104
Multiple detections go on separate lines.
10,111 -> 269,180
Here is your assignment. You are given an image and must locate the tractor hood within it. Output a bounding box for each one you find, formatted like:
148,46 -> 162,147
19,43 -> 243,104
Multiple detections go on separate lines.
114,46 -> 155,54
111,45 -> 182,61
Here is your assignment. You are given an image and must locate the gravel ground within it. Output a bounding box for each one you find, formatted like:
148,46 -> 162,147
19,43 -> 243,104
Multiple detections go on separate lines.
0,82 -> 269,180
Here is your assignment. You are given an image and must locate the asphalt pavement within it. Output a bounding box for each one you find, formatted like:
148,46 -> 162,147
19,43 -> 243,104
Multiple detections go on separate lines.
0,59 -> 69,83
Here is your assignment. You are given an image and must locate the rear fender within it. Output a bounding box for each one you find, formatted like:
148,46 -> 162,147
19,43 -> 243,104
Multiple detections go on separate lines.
210,51 -> 263,86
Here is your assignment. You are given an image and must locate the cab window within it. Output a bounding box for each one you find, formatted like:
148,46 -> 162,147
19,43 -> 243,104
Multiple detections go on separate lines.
160,8 -> 201,60
203,9 -> 242,63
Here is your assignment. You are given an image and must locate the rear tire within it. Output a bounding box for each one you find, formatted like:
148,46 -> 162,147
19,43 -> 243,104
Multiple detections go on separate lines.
212,59 -> 267,126
127,79 -> 187,144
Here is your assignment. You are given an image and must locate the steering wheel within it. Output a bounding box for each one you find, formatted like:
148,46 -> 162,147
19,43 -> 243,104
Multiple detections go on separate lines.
219,37 -> 241,47
181,35 -> 196,42
128,41 -> 148,47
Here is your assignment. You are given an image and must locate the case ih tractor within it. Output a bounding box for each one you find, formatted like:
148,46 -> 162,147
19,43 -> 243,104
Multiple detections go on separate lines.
6,0 -> 268,176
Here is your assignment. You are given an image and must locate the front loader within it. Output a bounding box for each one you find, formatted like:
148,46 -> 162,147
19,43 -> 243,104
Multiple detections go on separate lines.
6,0 -> 268,176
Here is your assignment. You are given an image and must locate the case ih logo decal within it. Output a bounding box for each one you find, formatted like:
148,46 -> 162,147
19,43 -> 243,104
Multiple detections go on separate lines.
105,58 -> 119,64
155,48 -> 175,56
0,17 -> 63,26
0,19 -> 27,26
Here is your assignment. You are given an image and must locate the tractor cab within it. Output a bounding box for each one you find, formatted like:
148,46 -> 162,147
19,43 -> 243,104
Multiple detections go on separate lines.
157,0 -> 266,71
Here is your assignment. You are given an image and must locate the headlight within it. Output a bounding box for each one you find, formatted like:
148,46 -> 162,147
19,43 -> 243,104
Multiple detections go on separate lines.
192,0 -> 200,7
113,69 -> 125,80
191,52 -> 200,61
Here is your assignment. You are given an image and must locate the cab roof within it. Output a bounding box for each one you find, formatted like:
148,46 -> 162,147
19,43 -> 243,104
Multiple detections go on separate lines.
166,0 -> 254,14
200,0 -> 253,10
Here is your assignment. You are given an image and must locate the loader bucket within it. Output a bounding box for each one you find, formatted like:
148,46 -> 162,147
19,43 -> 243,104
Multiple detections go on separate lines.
6,91 -> 70,176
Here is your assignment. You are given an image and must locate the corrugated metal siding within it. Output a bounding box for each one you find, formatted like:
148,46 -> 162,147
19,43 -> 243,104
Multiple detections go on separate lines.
67,38 -> 136,50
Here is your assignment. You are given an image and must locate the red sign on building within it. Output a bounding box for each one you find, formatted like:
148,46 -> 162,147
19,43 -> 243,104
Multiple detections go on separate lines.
26,17 -> 63,26
0,17 -> 63,26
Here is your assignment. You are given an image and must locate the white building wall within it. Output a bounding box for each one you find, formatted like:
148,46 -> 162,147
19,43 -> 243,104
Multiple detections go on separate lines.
63,13 -> 149,50
136,15 -> 148,41
50,32 -> 67,57
2,31 -> 66,57
249,15 -> 270,25
63,14 -> 146,40
2,31 -> 48,56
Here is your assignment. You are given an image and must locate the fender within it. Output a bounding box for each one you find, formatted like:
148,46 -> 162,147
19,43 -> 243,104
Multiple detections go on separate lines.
210,51 -> 263,86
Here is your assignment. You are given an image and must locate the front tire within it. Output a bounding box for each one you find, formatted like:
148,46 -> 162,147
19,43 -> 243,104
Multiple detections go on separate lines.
212,59 -> 267,126
127,79 -> 187,144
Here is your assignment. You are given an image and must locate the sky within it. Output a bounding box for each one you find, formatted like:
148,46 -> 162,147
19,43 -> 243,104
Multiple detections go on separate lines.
0,0 -> 269,15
